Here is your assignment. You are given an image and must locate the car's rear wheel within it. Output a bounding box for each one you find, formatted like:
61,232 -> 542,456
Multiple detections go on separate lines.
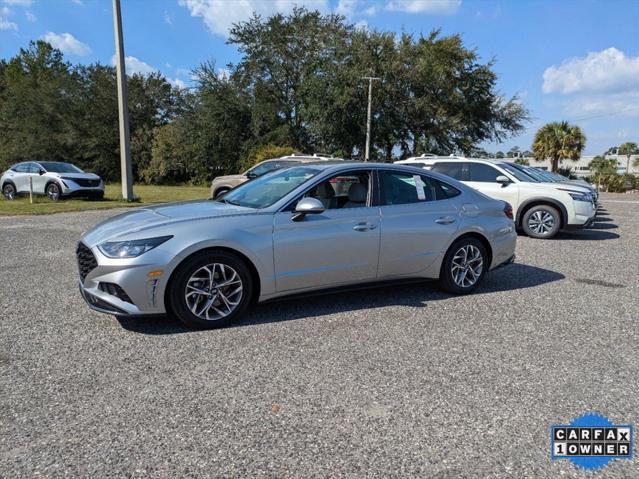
46,183 -> 61,201
522,205 -> 560,239
439,237 -> 487,294
2,183 -> 16,200
167,250 -> 253,329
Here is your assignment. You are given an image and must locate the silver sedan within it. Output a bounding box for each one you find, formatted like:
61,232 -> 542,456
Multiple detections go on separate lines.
77,163 -> 517,328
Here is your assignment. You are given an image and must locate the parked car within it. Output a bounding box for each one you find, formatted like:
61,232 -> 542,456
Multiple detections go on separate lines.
395,155 -> 596,239
528,167 -> 598,200
77,162 -> 516,329
209,154 -> 343,198
1,161 -> 104,201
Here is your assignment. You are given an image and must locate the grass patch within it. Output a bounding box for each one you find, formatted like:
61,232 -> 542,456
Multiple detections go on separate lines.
0,183 -> 210,216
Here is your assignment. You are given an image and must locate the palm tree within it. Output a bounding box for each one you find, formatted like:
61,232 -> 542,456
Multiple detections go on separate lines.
617,142 -> 639,174
589,155 -> 618,192
532,121 -> 586,172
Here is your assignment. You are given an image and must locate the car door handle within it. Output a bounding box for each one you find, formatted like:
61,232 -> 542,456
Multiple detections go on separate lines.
435,216 -> 456,225
353,223 -> 376,231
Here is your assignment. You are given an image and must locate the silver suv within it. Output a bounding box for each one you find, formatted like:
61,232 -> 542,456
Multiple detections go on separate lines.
1,161 -> 104,201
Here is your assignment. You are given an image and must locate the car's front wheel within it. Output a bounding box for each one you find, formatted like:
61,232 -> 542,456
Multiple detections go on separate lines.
522,205 -> 560,239
2,183 -> 16,200
46,183 -> 62,201
167,250 -> 253,329
439,237 -> 487,294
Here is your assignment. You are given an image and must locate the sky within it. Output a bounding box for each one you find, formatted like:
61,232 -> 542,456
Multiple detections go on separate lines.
1,0 -> 638,155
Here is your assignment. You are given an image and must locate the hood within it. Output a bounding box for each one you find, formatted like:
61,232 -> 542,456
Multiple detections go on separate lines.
52,172 -> 101,180
214,174 -> 245,182
527,181 -> 592,195
81,200 -> 255,247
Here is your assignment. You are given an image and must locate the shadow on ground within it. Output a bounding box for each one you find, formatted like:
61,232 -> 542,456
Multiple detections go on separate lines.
116,263 -> 565,335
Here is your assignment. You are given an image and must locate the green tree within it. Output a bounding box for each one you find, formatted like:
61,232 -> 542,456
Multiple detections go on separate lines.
532,121 -> 586,172
0,41 -> 77,170
617,142 -> 638,173
514,157 -> 529,166
495,151 -> 505,159
588,155 -> 618,192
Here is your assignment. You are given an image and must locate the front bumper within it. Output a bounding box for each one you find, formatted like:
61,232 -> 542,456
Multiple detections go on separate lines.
77,242 -> 171,316
567,200 -> 597,228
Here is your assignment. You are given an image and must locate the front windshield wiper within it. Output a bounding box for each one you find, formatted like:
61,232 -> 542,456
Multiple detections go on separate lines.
216,198 -> 241,206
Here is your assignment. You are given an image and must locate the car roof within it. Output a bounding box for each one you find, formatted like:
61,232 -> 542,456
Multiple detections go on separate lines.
398,155 -> 506,165
264,154 -> 346,163
280,161 -> 462,176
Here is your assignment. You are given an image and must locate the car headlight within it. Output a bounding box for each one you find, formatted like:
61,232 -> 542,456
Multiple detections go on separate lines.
98,236 -> 173,258
568,192 -> 590,202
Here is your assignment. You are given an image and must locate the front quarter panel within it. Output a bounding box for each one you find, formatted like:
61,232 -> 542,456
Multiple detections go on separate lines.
81,214 -> 275,315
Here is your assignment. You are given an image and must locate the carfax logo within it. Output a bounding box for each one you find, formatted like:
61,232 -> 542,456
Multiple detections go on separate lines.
551,413 -> 633,470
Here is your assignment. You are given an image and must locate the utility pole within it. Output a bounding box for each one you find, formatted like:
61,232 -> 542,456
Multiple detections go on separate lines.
362,76 -> 380,162
112,0 -> 134,201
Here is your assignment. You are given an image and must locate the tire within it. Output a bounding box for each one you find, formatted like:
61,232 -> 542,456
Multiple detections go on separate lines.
167,250 -> 253,329
46,182 -> 62,201
522,205 -> 560,239
439,237 -> 488,294
2,183 -> 16,200
215,188 -> 230,199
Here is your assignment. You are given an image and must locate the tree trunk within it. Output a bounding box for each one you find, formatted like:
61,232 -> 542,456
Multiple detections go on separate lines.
552,157 -> 559,172
627,155 -> 631,174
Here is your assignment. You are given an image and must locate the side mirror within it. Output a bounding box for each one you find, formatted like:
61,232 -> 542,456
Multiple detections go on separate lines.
38,169 -> 45,176
291,197 -> 325,222
246,170 -> 257,179
496,175 -> 510,186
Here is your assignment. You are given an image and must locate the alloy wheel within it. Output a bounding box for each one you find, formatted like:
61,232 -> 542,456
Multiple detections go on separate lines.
3,184 -> 15,200
451,244 -> 484,288
527,210 -> 554,236
184,263 -> 243,321
47,184 -> 60,201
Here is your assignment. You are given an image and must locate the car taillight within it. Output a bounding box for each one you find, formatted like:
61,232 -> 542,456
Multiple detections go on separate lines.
503,202 -> 513,220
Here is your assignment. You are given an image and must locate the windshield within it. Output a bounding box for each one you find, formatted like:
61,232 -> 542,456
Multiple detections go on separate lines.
39,162 -> 84,173
219,166 -> 322,208
498,163 -> 539,182
528,168 -> 559,182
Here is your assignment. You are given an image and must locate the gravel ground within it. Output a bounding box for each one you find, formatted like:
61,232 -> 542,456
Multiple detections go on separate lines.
1,193 -> 638,478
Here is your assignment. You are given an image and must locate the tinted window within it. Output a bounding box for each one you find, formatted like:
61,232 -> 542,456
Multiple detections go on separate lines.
381,171 -> 435,205
468,163 -> 500,182
29,163 -> 42,173
433,179 -> 461,199
248,160 -> 296,177
13,163 -> 31,173
430,162 -> 466,181
39,162 -> 83,173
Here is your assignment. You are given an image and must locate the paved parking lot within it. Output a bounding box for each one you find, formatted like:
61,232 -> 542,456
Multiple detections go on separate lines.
1,193 -> 638,477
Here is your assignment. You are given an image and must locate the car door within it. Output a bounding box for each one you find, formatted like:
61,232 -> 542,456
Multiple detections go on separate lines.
29,163 -> 48,194
464,162 -> 519,209
272,169 -> 381,292
10,163 -> 32,193
377,169 -> 461,277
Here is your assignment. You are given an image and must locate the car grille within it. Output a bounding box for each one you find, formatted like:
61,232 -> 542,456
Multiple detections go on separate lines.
73,178 -> 101,188
76,242 -> 97,282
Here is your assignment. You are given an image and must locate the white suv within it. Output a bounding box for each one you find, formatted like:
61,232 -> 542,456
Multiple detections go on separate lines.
395,156 -> 596,239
